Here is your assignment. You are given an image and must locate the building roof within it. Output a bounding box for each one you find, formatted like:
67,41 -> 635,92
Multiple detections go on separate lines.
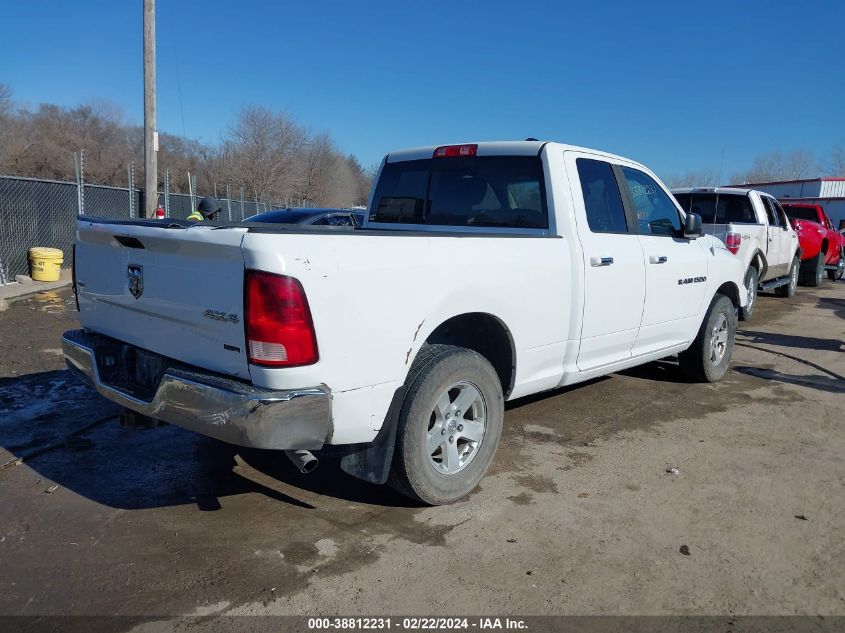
727,176 -> 845,188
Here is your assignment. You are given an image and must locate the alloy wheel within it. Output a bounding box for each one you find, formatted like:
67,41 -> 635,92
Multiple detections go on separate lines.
426,381 -> 487,475
709,313 -> 729,365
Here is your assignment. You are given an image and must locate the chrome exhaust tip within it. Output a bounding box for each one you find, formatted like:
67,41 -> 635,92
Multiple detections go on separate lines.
284,449 -> 319,474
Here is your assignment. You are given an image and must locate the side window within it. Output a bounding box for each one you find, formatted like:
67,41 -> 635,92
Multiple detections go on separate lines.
620,167 -> 681,236
771,200 -> 790,230
576,158 -> 628,233
761,197 -> 780,227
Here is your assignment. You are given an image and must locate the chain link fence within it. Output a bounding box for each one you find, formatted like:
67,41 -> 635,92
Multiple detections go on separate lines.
0,174 -> 276,284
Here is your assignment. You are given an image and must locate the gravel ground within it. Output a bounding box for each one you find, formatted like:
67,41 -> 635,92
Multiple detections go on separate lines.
0,284 -> 842,628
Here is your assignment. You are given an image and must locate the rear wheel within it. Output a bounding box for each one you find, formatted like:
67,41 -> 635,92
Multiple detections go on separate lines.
810,253 -> 825,287
827,250 -> 844,281
678,294 -> 736,383
389,344 -> 504,505
739,267 -> 758,321
775,256 -> 799,298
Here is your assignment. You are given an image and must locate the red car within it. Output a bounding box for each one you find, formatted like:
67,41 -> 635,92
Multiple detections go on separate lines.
780,203 -> 845,285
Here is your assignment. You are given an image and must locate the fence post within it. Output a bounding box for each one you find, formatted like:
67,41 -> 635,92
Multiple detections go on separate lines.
240,186 -> 245,221
226,184 -> 232,221
164,168 -> 170,217
187,172 -> 194,213
74,149 -> 86,215
128,162 -> 136,218
191,174 -> 198,210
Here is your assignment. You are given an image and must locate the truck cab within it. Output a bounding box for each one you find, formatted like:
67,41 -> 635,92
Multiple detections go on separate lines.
781,202 -> 845,284
672,187 -> 800,319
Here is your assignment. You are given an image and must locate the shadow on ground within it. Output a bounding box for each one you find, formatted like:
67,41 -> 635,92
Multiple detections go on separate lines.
737,329 -> 843,353
816,296 -> 845,319
734,366 -> 845,394
1,349 -> 723,514
616,357 -> 699,384
0,369 -> 414,512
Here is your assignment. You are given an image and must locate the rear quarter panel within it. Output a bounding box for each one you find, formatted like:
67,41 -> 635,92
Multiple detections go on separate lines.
241,231 -> 572,442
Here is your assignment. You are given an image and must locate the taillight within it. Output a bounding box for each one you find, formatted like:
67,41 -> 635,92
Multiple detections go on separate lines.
245,271 -> 318,367
725,232 -> 741,255
433,144 -> 477,158
154,207 -> 166,219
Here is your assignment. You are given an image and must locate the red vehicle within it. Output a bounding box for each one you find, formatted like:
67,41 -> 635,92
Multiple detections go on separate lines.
780,203 -> 845,285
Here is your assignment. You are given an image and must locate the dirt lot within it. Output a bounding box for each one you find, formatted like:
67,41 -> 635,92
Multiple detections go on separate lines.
0,283 -> 843,625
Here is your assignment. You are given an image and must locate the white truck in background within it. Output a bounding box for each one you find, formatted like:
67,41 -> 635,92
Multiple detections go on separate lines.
64,141 -> 747,505
672,187 -> 800,320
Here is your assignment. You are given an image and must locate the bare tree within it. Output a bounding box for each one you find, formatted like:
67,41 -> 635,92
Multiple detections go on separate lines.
0,89 -> 368,206
296,132 -> 338,205
220,106 -> 307,202
732,149 -> 816,183
0,83 -> 11,113
664,168 -> 720,189
824,143 -> 845,177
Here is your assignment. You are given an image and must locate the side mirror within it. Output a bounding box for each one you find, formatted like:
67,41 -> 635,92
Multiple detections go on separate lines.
683,212 -> 703,239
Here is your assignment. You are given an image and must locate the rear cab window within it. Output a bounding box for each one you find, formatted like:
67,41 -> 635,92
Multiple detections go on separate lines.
783,205 -> 818,222
576,158 -> 628,233
673,192 -> 756,224
369,156 -> 549,230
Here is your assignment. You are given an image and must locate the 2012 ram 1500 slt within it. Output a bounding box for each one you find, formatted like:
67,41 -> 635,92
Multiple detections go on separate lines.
64,141 -> 747,504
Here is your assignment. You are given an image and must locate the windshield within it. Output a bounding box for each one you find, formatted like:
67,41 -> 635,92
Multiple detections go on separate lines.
782,206 -> 818,222
673,192 -> 755,224
369,156 -> 548,229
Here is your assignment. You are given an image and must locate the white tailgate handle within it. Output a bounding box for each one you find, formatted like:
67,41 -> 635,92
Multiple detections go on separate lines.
649,255 -> 668,264
590,256 -> 614,267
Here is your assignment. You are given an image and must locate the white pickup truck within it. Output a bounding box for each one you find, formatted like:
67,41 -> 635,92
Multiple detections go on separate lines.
672,187 -> 800,320
64,141 -> 746,504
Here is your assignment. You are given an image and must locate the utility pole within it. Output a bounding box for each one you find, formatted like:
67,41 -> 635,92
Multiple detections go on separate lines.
143,0 -> 157,218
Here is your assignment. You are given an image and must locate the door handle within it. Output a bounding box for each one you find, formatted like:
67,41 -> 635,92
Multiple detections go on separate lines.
590,256 -> 614,267
649,255 -> 668,264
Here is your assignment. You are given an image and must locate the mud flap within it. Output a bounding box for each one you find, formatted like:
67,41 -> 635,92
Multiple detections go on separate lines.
337,385 -> 408,484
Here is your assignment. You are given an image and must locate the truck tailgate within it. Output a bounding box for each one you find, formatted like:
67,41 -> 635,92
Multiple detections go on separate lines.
74,220 -> 251,379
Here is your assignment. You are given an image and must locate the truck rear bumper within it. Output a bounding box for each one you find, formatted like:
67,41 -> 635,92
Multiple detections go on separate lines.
61,329 -> 332,450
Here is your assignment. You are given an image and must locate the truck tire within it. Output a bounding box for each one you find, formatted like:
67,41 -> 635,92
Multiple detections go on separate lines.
738,267 -> 758,321
775,256 -> 799,298
801,253 -> 825,288
827,250 -> 844,281
678,294 -> 736,383
389,344 -> 504,505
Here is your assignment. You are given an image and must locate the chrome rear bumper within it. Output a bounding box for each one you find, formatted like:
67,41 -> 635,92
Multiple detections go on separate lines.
61,329 -> 331,450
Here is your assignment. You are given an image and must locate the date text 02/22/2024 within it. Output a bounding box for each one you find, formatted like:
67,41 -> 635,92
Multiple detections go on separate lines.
307,617 -> 528,630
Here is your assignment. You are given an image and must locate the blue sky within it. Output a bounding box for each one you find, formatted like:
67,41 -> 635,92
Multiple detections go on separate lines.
1,0 -> 843,179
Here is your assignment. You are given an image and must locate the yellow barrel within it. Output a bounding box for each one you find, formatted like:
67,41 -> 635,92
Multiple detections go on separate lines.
29,247 -> 64,282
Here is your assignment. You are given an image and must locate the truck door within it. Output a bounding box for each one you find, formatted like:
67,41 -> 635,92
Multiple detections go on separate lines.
771,198 -> 797,271
617,166 -> 709,355
565,153 -> 646,371
760,196 -> 789,277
